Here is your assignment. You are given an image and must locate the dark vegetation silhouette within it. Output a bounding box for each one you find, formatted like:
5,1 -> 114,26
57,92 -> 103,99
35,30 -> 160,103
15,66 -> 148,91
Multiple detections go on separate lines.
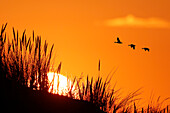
0,23 -> 104,113
128,44 -> 136,50
0,23 -> 168,113
0,24 -> 54,91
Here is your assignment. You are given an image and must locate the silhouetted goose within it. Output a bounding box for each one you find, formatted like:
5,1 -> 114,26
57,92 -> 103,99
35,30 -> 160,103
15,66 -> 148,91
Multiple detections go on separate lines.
128,44 -> 136,50
114,37 -> 122,44
142,47 -> 149,52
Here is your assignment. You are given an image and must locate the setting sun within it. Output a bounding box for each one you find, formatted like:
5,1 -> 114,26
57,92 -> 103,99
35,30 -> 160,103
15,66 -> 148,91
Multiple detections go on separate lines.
48,72 -> 71,95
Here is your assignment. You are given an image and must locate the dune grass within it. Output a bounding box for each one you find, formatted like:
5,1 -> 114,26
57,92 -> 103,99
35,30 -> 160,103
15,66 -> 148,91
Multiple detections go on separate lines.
0,23 -> 54,91
0,23 -> 169,113
70,72 -> 143,113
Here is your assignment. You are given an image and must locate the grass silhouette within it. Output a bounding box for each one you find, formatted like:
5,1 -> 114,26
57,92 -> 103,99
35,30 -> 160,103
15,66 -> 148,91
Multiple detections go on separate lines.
1,25 -> 54,91
0,23 -> 169,113
0,23 -> 104,113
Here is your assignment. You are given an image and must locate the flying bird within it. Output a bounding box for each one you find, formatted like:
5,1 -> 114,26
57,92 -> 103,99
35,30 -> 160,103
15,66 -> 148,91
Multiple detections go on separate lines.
114,37 -> 122,44
128,44 -> 136,50
142,47 -> 150,52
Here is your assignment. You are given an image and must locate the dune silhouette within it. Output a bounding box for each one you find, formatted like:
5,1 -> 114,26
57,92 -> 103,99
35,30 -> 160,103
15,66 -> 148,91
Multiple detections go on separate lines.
1,82 -> 105,113
0,23 -> 105,113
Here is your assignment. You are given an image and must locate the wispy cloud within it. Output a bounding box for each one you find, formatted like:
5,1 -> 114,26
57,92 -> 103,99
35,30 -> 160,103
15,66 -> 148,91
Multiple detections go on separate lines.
104,15 -> 170,28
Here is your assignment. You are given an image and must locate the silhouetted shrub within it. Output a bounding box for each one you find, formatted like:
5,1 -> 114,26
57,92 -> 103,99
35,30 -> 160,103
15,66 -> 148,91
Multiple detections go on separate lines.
0,23 -> 54,91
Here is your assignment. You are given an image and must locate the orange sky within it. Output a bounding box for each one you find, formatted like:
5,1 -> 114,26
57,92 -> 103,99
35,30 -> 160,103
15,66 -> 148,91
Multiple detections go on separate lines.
1,0 -> 170,106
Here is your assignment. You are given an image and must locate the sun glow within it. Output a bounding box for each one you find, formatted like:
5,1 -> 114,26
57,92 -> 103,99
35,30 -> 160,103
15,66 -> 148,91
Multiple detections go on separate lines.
48,72 -> 71,95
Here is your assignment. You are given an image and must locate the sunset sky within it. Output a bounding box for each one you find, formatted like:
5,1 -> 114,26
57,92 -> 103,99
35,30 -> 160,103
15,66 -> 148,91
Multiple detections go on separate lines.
1,0 -> 170,106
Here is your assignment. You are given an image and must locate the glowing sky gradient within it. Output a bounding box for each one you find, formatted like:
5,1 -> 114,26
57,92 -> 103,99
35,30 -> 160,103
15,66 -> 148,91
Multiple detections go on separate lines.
1,0 -> 170,106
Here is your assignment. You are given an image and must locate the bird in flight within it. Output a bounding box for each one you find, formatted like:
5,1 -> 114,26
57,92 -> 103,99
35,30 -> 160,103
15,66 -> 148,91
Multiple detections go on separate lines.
114,37 -> 122,44
142,47 -> 150,52
128,44 -> 136,50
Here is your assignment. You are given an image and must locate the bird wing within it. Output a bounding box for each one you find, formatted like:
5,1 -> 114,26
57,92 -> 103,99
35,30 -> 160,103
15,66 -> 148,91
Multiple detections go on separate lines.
142,48 -> 145,51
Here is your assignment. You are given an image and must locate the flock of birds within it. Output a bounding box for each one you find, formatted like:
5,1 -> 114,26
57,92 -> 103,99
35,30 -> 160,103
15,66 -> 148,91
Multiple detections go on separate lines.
114,37 -> 150,52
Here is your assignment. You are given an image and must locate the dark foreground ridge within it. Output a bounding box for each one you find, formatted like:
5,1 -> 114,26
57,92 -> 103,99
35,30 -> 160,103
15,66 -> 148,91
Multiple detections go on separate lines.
1,80 -> 105,113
